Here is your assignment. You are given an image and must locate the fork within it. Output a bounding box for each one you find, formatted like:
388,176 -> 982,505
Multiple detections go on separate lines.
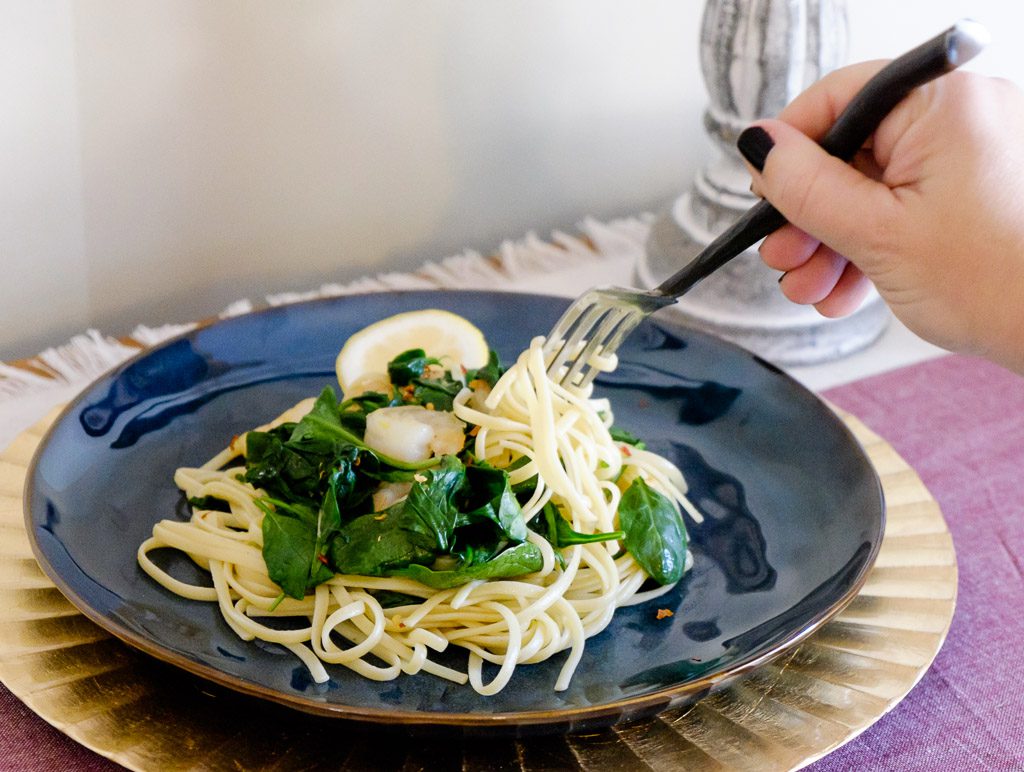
544,19 -> 989,390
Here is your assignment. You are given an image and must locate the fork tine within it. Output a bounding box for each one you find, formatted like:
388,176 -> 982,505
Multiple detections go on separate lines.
545,302 -> 606,378
561,305 -> 631,388
543,286 -> 675,389
546,291 -> 599,347
575,311 -> 645,390
542,298 -> 592,374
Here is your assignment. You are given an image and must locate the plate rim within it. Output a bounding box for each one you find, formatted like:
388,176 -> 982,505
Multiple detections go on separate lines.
22,289 -> 886,728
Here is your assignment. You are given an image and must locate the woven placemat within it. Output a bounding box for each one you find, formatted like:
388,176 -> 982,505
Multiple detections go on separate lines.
0,407 -> 955,771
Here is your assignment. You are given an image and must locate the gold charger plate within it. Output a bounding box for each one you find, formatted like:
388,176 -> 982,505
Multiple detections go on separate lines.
0,407 -> 956,771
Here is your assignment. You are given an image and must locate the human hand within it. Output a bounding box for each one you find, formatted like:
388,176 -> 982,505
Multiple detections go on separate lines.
737,63 -> 1024,373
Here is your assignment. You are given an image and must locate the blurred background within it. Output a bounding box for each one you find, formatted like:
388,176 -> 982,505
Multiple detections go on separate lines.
4,0 -> 1022,359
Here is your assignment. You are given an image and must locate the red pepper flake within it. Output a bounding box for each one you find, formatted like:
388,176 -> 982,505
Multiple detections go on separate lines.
656,608 -> 674,620
317,554 -> 329,565
460,364 -> 468,375
620,445 -> 632,457
229,434 -> 240,450
468,425 -> 481,437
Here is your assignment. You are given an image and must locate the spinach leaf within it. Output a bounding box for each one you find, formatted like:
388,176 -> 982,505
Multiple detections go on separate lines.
401,455 -> 465,551
387,349 -> 442,386
187,495 -> 230,512
337,389 -> 402,436
465,349 -> 504,388
252,443 -> 378,597
510,475 -> 538,498
327,446 -> 372,516
258,499 -> 333,599
328,508 -> 436,576
243,426 -> 322,503
289,387 -> 364,450
503,455 -> 538,499
610,427 -> 646,450
259,495 -> 318,524
244,415 -> 380,515
312,476 -> 344,582
328,456 -> 525,577
459,464 -> 527,543
385,350 -> 464,412
540,502 -> 624,547
360,464 -> 420,484
410,372 -> 463,412
389,542 -> 544,589
368,589 -> 424,609
285,386 -> 437,471
618,478 -> 688,585
450,529 -> 505,566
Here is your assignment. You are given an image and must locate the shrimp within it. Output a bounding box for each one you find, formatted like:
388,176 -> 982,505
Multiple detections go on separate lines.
372,481 -> 413,511
363,405 -> 466,464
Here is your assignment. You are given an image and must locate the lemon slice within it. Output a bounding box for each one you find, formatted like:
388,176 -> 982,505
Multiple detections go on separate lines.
336,309 -> 490,395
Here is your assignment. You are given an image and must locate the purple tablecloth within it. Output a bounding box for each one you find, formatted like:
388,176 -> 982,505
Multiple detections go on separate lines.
2,353 -> 1022,770
810,354 -> 1024,770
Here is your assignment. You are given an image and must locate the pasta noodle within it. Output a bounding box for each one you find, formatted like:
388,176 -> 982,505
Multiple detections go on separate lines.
138,336 -> 700,695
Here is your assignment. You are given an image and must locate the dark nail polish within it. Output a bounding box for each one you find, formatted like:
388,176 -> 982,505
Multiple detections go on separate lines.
777,272 -> 786,284
737,126 -> 774,172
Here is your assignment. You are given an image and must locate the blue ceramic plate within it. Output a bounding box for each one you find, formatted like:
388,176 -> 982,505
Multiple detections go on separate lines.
25,291 -> 884,732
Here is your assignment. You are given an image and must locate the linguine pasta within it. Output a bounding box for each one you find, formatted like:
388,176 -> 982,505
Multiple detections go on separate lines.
138,336 -> 700,695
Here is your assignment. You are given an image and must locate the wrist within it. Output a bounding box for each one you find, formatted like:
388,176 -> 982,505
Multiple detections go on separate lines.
968,261 -> 1024,376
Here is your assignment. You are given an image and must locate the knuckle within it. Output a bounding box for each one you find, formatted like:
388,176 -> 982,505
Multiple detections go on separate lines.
775,153 -> 829,224
864,193 -> 901,259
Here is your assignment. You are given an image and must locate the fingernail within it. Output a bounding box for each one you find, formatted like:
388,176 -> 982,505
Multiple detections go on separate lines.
737,126 -> 774,173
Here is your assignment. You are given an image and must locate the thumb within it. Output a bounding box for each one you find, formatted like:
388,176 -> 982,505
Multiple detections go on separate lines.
737,120 -> 900,266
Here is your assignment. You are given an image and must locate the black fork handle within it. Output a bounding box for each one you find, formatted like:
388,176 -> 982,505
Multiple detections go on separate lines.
654,19 -> 989,299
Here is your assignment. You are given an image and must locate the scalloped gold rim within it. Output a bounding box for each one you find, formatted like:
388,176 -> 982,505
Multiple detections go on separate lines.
0,407 -> 956,771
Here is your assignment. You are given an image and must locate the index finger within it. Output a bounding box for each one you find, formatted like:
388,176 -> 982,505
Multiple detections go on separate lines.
778,60 -> 890,139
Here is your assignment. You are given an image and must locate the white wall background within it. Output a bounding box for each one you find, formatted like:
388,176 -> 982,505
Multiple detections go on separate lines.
3,1 -> 1022,358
